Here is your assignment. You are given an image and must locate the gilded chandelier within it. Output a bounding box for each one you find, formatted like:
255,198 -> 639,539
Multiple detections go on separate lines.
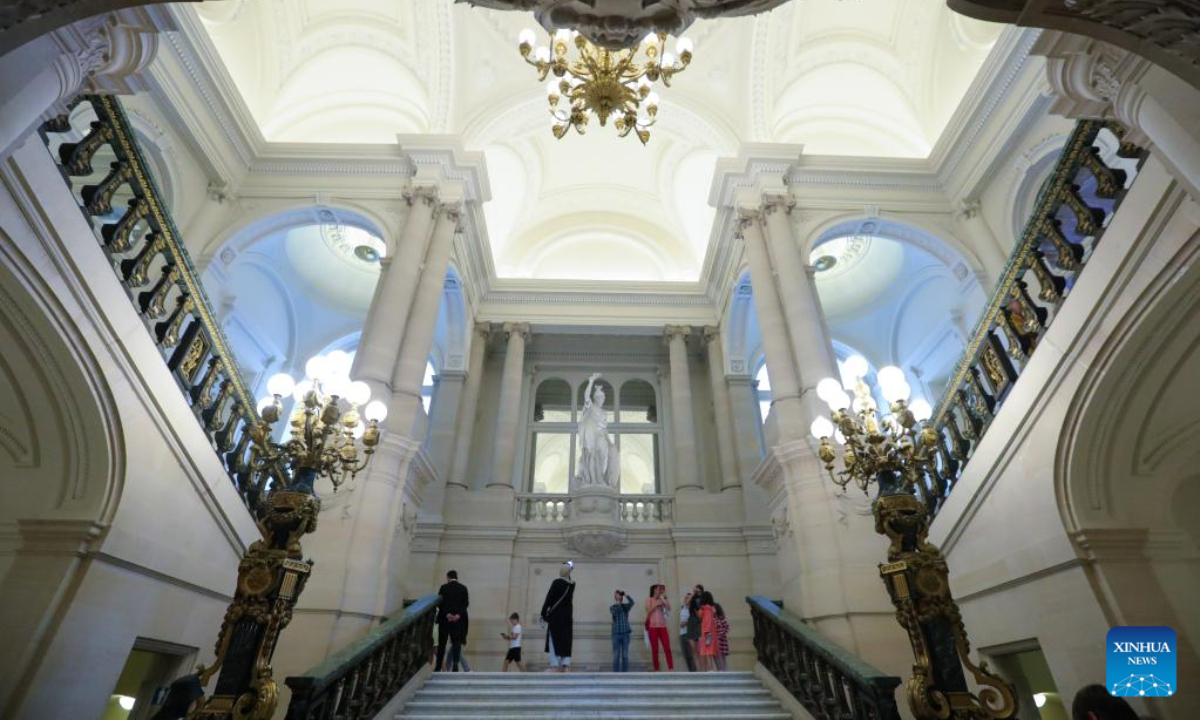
808,358 -> 936,499
809,357 -> 1018,720
254,351 -> 388,494
517,28 -> 693,144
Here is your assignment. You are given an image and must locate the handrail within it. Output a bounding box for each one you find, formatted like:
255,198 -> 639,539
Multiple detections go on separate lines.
39,95 -> 266,514
925,119 -> 1145,515
747,596 -> 901,720
284,594 -> 440,719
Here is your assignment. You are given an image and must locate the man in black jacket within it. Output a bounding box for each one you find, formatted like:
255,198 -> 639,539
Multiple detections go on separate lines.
435,570 -> 469,671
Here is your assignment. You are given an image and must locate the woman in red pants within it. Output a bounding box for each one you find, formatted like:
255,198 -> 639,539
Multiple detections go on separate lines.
644,584 -> 674,671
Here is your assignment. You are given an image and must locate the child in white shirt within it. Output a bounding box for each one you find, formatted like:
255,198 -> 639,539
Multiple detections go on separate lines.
501,612 -> 524,671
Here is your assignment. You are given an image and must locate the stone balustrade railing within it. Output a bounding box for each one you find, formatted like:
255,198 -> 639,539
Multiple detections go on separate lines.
926,119 -> 1146,516
284,595 -> 440,719
620,495 -> 673,523
516,494 -> 572,522
39,95 -> 266,514
748,596 -> 902,720
515,493 -> 674,524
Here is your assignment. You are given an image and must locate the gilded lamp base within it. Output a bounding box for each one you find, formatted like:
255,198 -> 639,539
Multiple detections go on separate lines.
190,491 -> 319,720
874,491 -> 1017,720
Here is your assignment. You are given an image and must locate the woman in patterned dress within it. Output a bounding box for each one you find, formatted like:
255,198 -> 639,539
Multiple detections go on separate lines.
714,602 -> 730,671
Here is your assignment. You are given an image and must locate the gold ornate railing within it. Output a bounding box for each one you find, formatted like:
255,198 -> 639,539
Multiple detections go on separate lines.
283,595 -> 440,719
748,596 -> 902,720
40,95 -> 265,514
926,119 -> 1145,515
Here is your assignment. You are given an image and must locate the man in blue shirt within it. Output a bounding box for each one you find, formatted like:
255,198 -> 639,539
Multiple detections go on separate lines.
609,589 -> 635,672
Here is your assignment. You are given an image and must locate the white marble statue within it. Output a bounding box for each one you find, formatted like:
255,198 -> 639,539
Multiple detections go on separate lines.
577,373 -> 620,488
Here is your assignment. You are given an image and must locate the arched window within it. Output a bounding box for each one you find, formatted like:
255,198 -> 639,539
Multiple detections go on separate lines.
755,362 -> 772,422
421,361 -> 435,414
530,379 -> 573,494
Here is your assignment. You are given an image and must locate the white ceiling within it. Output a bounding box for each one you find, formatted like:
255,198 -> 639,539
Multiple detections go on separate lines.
196,0 -> 1002,283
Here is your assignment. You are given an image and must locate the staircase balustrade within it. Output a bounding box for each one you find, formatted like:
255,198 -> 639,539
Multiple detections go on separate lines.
284,595 -> 440,720
514,493 -> 675,524
39,95 -> 266,514
747,596 -> 902,720
926,119 -> 1146,515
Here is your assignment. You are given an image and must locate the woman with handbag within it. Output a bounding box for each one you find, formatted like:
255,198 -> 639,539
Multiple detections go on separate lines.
540,561 -> 576,672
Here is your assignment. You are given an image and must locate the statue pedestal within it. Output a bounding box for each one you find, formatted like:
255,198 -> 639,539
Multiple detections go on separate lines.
563,484 -> 626,558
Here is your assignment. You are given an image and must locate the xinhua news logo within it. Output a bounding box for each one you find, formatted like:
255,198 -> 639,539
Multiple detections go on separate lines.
1106,626 -> 1176,698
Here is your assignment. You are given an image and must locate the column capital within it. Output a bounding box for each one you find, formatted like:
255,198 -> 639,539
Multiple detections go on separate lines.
701,326 -> 720,345
502,321 -> 531,341
760,191 -> 795,216
403,183 -> 440,208
436,200 -> 463,227
1034,31 -> 1149,126
954,198 -> 982,222
473,321 -> 492,339
663,324 -> 692,343
735,205 -> 763,226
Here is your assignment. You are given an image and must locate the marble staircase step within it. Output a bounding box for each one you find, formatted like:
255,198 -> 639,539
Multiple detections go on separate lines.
397,671 -> 790,719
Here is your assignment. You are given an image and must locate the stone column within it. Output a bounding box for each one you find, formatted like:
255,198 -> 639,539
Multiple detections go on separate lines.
0,11 -> 163,160
389,203 -> 460,435
760,195 -> 839,398
665,325 -> 701,492
739,211 -> 805,442
1115,84 -> 1200,199
353,187 -> 439,395
1037,32 -> 1200,200
702,327 -> 740,491
487,322 -> 530,490
447,323 -> 490,489
954,199 -> 1008,284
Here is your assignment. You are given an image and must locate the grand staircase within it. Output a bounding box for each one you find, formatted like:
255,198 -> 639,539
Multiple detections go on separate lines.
395,671 -> 793,719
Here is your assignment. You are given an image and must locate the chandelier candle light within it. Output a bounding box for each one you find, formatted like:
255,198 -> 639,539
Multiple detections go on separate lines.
809,357 -> 1018,720
517,27 -> 692,144
190,351 -> 386,720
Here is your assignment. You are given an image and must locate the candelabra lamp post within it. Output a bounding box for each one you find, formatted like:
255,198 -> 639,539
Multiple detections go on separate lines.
809,357 -> 1018,720
191,351 -> 388,720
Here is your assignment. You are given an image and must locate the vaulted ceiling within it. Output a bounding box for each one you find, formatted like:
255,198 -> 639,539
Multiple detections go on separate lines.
197,0 -> 1002,283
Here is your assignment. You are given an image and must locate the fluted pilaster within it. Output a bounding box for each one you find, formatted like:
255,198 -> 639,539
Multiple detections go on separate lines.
702,326 -> 740,491
448,322 -> 490,489
665,324 -> 701,492
488,322 -> 530,489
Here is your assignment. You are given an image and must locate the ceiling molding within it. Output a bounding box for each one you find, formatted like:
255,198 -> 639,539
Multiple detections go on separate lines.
144,6 -> 1056,326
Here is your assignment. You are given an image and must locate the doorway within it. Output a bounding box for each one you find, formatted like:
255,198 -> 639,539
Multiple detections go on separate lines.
103,639 -> 197,720
986,641 -> 1068,720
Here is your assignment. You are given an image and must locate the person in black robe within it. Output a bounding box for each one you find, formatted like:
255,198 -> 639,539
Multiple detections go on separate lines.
540,561 -> 576,671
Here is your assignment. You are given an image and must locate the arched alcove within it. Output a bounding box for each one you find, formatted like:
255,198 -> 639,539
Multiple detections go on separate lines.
808,219 -> 986,407
0,243 -> 122,712
200,206 -> 388,398
1059,229 -> 1200,678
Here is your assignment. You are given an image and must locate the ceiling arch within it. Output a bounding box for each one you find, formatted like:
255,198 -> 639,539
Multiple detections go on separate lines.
195,0 -> 1004,283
